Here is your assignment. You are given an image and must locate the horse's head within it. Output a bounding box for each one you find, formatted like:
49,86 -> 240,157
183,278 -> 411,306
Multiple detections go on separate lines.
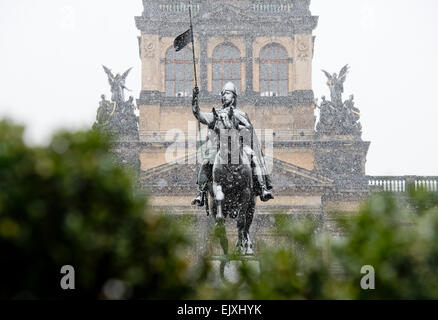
212,107 -> 237,132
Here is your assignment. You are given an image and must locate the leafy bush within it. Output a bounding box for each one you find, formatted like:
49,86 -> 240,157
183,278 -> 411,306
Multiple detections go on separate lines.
200,217 -> 335,300
0,120 -> 196,299
335,190 -> 438,299
241,217 -> 330,299
202,190 -> 438,300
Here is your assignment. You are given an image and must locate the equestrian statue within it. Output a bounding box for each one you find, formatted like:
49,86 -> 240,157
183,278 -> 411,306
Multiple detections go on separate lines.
191,82 -> 274,255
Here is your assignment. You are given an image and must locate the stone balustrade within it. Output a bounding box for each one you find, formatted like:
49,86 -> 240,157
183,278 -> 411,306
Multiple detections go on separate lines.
367,176 -> 438,192
252,3 -> 294,13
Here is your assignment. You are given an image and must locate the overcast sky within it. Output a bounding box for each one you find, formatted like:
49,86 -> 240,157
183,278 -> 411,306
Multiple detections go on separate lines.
0,0 -> 437,176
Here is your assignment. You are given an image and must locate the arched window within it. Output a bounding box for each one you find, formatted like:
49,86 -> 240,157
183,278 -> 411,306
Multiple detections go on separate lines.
165,46 -> 193,97
260,44 -> 288,96
212,44 -> 241,95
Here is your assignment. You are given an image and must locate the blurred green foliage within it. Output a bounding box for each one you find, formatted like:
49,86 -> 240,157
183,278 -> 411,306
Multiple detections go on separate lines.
211,189 -> 438,300
0,120 -> 198,299
199,217 -> 336,300
2,119 -> 438,299
334,189 -> 438,299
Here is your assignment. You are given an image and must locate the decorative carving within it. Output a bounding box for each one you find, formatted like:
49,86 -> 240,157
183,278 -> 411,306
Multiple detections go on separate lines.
296,36 -> 311,61
143,42 -> 155,58
297,40 -> 309,60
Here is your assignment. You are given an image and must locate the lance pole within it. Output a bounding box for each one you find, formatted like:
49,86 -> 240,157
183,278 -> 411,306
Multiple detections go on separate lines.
189,2 -> 208,214
189,1 -> 197,87
188,1 -> 204,160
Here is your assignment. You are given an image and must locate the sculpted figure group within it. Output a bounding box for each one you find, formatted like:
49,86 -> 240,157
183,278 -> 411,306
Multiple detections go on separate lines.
93,66 -> 138,135
316,65 -> 362,136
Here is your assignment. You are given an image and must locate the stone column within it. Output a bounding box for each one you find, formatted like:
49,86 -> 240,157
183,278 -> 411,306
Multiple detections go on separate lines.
245,35 -> 254,95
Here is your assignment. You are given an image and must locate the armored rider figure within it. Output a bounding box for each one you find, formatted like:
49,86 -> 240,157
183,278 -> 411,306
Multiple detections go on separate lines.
191,82 -> 274,206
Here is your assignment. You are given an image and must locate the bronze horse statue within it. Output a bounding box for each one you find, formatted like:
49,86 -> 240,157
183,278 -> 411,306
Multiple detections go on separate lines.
204,107 -> 256,256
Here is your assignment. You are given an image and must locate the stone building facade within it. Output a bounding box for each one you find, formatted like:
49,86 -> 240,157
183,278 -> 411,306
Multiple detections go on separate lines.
121,1 -> 432,232
98,0 -> 438,253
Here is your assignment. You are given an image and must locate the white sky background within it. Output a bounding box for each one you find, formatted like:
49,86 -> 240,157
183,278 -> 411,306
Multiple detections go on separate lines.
0,0 -> 437,176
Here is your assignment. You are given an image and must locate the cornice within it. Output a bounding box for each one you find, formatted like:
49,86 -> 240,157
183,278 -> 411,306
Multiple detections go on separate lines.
135,1 -> 318,36
137,90 -> 314,107
135,17 -> 318,37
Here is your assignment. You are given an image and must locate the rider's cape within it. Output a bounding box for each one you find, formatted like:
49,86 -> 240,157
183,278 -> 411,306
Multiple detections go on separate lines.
233,108 -> 272,195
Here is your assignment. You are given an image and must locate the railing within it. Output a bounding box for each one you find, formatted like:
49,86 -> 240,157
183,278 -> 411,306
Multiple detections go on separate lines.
367,176 -> 438,192
159,4 -> 200,13
158,2 -> 294,14
252,3 -> 293,13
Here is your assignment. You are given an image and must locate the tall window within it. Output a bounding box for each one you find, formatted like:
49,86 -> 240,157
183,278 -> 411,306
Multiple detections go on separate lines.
260,44 -> 288,96
212,44 -> 241,95
165,46 -> 193,97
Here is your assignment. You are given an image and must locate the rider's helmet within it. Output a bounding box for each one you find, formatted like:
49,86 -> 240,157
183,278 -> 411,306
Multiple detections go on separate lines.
221,82 -> 238,107
221,82 -> 237,96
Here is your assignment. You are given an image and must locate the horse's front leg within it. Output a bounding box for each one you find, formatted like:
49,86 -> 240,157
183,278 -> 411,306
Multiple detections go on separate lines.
213,182 -> 228,255
235,212 -> 245,255
213,182 -> 225,221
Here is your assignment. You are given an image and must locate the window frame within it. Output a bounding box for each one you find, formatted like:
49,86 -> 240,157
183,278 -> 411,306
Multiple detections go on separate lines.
165,46 -> 194,97
259,43 -> 289,97
212,43 -> 242,95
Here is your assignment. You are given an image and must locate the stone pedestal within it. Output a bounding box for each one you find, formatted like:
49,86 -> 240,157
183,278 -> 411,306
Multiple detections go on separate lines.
207,256 -> 260,287
314,136 -> 370,178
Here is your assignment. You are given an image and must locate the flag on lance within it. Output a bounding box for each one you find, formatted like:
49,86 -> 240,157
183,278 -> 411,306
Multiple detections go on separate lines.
173,28 -> 192,52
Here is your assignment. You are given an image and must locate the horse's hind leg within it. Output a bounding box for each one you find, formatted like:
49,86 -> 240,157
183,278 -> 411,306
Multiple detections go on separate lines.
214,218 -> 228,256
244,198 -> 256,255
245,237 -> 254,256
235,189 -> 251,255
